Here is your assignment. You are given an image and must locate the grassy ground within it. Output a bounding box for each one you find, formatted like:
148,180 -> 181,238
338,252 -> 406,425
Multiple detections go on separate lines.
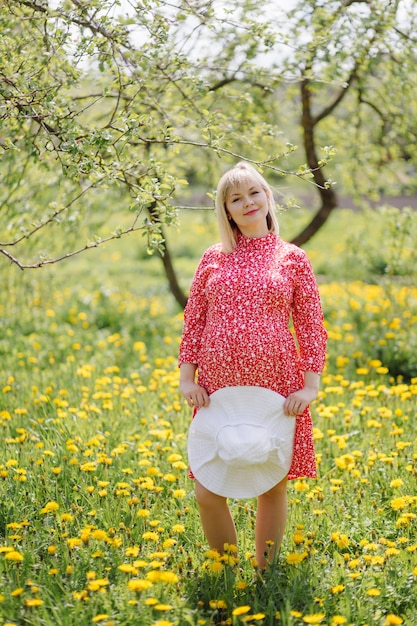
0,206 -> 416,626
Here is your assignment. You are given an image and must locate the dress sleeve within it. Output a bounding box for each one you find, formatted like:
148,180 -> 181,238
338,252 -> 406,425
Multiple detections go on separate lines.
178,246 -> 219,366
291,249 -> 327,374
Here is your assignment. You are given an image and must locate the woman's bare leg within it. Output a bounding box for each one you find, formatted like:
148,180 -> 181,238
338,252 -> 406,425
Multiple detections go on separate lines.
194,479 -> 237,553
255,476 -> 288,568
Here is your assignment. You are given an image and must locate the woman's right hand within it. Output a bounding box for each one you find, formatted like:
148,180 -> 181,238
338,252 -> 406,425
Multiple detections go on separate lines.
180,380 -> 210,408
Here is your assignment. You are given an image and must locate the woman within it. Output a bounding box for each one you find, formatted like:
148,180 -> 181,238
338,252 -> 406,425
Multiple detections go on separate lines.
179,161 -> 327,568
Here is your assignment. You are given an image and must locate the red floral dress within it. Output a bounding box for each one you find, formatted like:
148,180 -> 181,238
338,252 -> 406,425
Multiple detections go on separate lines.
179,232 -> 327,479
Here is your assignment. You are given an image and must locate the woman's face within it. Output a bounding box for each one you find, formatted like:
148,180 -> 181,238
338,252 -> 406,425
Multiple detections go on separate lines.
225,176 -> 270,238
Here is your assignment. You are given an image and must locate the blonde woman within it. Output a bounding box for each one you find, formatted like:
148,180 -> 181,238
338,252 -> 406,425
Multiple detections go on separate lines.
179,162 -> 327,568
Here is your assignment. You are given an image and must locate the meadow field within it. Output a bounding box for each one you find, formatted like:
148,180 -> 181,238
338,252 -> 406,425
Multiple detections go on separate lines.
0,206 -> 416,626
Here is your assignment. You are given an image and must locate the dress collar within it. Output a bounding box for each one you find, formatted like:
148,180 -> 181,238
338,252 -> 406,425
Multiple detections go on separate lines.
236,231 -> 279,248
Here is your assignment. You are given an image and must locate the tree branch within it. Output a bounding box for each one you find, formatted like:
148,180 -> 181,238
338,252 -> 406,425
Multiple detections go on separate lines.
0,218 -> 143,270
0,182 -> 99,248
312,66 -> 358,126
342,0 -> 371,6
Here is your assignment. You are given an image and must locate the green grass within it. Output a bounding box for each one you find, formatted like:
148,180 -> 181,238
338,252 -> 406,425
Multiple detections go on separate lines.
0,206 -> 416,625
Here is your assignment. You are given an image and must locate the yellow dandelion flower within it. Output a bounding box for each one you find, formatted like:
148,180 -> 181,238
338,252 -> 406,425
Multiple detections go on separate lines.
150,551 -> 169,559
171,524 -> 185,533
370,555 -> 385,566
331,617 -> 347,625
293,531 -> 305,545
331,533 -> 350,549
172,461 -> 187,471
73,590 -> 88,601
221,554 -> 238,566
366,588 -> 381,596
154,604 -> 173,611
294,480 -> 309,492
209,599 -> 227,609
167,453 -> 182,463
384,615 -> 403,625
153,621 -> 173,626
142,531 -> 159,542
118,564 -> 138,574
396,516 -> 411,528
11,588 -> 24,597
91,529 -> 108,541
87,578 -> 109,591
369,359 -> 382,367
209,561 -> 224,573
334,454 -> 356,470
40,501 -> 59,514
396,441 -> 412,451
149,519 -> 161,528
205,549 -> 221,560
146,571 -> 178,584
329,584 -> 345,594
25,598 -> 44,607
232,606 -> 251,616
5,550 -> 24,562
390,479 -> 404,488
385,548 -> 400,557
92,615 -> 110,623
286,551 -> 308,565
127,579 -> 153,592
80,462 -> 97,472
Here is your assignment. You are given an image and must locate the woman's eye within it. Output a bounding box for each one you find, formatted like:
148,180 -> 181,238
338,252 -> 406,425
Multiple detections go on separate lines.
251,190 -> 259,195
232,197 -> 240,203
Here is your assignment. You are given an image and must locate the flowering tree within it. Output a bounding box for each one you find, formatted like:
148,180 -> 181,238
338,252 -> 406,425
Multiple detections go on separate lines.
1,0 -> 416,306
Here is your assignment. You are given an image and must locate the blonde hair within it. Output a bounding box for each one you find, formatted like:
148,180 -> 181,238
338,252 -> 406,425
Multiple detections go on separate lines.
215,162 -> 280,253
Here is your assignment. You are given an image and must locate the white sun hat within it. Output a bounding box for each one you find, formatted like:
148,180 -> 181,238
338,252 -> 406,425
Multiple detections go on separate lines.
187,386 -> 296,499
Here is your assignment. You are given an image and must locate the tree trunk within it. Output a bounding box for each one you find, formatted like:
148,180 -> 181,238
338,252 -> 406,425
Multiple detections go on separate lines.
291,79 -> 338,247
158,243 -> 188,310
147,202 -> 188,309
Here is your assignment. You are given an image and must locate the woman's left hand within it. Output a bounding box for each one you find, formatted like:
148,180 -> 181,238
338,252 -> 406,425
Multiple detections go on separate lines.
284,384 -> 319,417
